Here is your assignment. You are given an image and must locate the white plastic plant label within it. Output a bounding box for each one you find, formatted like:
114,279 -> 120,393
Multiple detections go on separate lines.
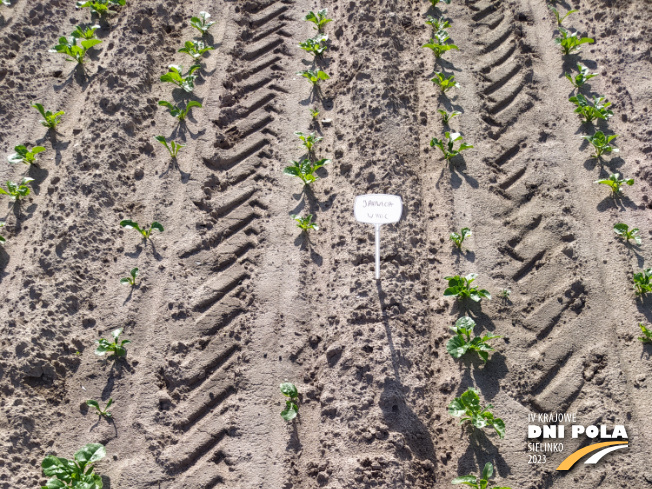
354,194 -> 403,279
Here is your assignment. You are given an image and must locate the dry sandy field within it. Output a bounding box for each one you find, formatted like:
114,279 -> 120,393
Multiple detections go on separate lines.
0,0 -> 651,487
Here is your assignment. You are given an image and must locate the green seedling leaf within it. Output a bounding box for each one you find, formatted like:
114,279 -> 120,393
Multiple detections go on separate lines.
50,32 -> 102,64
498,288 -> 511,300
425,16 -> 451,31
8,145 -> 46,165
582,131 -> 617,159
283,158 -> 330,186
430,131 -> 473,160
32,103 -> 65,130
451,462 -> 511,489
190,11 -> 215,35
569,93 -> 613,123
160,64 -> 199,93
429,0 -> 451,6
565,63 -> 598,89
633,268 -> 652,297
280,382 -> 299,421
299,33 -> 328,56
158,100 -> 202,121
120,267 -> 139,287
120,219 -> 164,240
76,0 -> 126,15
304,8 -> 332,32
613,223 -> 641,245
95,328 -> 130,358
178,39 -> 214,61
297,69 -> 330,86
450,227 -> 471,250
448,388 -> 505,438
1,1 -> 11,6
443,273 -> 491,302
549,5 -> 578,26
554,27 -> 594,55
439,108 -> 461,125
295,131 -> 323,153
422,29 -> 459,58
594,173 -> 633,196
71,24 -> 101,40
0,177 -> 34,201
42,443 -> 106,489
291,214 -> 319,232
86,398 -> 113,418
310,107 -> 320,119
447,316 -> 500,363
155,135 -> 185,158
0,221 -> 6,245
638,323 -> 652,344
431,71 -> 459,93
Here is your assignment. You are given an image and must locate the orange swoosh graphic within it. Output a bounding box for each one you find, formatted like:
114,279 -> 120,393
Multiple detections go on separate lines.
556,441 -> 628,470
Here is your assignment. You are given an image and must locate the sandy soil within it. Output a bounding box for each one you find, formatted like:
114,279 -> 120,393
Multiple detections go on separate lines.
0,0 -> 650,487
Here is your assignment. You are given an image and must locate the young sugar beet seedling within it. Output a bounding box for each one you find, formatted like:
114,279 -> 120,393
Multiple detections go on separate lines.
422,30 -> 459,59
50,34 -> 102,64
450,227 -> 471,251
452,462 -> 512,489
291,214 -> 319,233
449,388 -> 506,439
160,65 -> 200,93
95,328 -> 130,358
639,324 -> 652,344
120,220 -> 164,240
439,109 -> 461,125
71,24 -> 101,40
569,94 -> 613,123
425,16 -> 451,31
76,0 -> 125,15
191,12 -> 215,36
633,268 -> 652,297
555,28 -> 594,55
565,63 -> 598,89
295,131 -> 323,154
297,69 -> 330,87
305,9 -> 332,32
431,72 -> 459,93
42,443 -> 106,489
0,178 -> 34,201
158,100 -> 202,122
299,34 -> 328,57
178,40 -> 214,62
310,108 -> 320,119
283,158 -> 330,186
447,316 -> 500,363
498,288 -> 511,302
32,103 -> 64,130
613,223 -> 641,245
594,173 -> 633,196
444,273 -> 491,302
87,398 -> 113,419
280,382 -> 299,421
583,131 -> 618,159
120,268 -> 139,287
155,136 -> 185,159
8,145 -> 46,165
430,132 -> 473,161
548,5 -> 578,26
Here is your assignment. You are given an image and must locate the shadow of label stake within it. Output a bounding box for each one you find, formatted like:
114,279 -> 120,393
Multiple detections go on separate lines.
354,194 -> 403,280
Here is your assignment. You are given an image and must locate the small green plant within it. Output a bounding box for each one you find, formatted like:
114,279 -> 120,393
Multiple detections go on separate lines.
548,5 -> 578,26
76,0 -> 125,15
32,103 -> 64,130
569,94 -> 613,123
86,398 -> 113,419
310,107 -> 320,119
498,288 -> 511,300
191,11 -> 215,35
431,71 -> 459,93
178,40 -> 214,61
305,9 -> 332,32
430,132 -> 473,160
71,24 -> 101,40
555,28 -> 594,55
444,273 -> 491,302
425,16 -> 450,31
595,173 -> 633,196
633,268 -> 652,297
160,65 -> 200,93
447,316 -> 500,363
297,69 -> 330,86
50,34 -> 102,64
120,220 -> 164,240
299,33 -> 328,56
283,158 -> 330,185
439,109 -> 461,125
280,382 -> 299,421
638,323 -> 652,344
565,63 -> 598,89
422,30 -> 459,58
582,131 -> 617,159
295,131 -> 323,153
291,214 -> 319,232
448,388 -> 505,439
158,100 -> 202,121
0,178 -> 34,201
0,222 -> 5,244
95,328 -> 130,358
613,223 -> 641,245
8,145 -> 46,165
120,267 -> 139,287
429,0 -> 451,6
42,443 -> 106,489
450,227 -> 471,250
452,462 -> 511,489
155,136 -> 185,158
